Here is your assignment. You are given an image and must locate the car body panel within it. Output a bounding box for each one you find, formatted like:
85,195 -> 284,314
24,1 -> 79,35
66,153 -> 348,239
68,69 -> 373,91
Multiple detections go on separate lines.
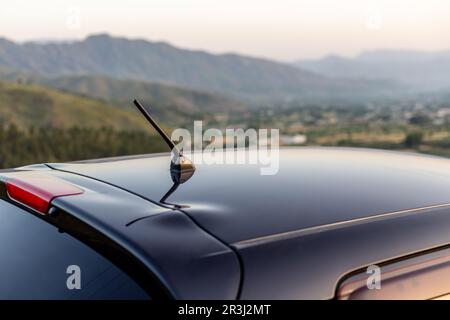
236,205 -> 450,298
0,169 -> 241,299
48,147 -> 450,243
43,147 -> 450,299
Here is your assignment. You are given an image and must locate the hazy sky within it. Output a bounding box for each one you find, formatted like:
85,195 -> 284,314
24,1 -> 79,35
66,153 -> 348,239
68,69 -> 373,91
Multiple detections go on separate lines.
1,0 -> 449,61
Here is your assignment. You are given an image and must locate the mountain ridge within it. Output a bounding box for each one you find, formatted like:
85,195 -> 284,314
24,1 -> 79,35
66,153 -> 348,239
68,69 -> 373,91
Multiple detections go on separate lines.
295,49 -> 450,92
0,33 -> 324,99
0,33 -> 405,101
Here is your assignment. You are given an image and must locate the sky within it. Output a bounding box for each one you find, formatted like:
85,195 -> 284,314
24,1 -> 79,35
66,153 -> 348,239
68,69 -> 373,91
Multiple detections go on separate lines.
0,0 -> 449,61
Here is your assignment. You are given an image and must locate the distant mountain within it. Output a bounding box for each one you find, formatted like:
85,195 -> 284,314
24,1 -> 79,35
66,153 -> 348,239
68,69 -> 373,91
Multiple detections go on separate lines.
295,50 -> 450,92
0,80 -> 149,130
0,34 -> 402,101
0,34 -> 325,99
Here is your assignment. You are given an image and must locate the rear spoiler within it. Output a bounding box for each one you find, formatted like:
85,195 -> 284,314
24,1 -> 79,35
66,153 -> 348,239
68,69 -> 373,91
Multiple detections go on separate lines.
0,169 -> 240,299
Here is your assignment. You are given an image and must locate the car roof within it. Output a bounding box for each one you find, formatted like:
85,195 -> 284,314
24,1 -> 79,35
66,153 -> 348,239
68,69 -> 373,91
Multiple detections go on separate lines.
47,147 -> 450,244
11,147 -> 450,298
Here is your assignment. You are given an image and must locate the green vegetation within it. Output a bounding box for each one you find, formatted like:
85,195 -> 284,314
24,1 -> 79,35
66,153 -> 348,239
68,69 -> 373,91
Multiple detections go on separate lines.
0,71 -> 247,128
241,102 -> 450,158
2,35 -> 450,169
43,75 -> 246,127
0,125 -> 167,169
2,76 -> 450,169
404,131 -> 424,148
0,80 -> 150,130
0,80 -> 173,168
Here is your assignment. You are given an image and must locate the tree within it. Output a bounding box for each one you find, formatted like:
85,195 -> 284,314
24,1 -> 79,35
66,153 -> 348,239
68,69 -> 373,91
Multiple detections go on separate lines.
409,113 -> 430,125
404,131 -> 424,148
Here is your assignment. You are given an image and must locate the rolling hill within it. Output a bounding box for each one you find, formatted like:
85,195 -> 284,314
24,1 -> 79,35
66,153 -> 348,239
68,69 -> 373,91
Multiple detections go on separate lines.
42,75 -> 246,122
0,69 -> 247,126
0,80 -> 150,130
0,78 -> 243,168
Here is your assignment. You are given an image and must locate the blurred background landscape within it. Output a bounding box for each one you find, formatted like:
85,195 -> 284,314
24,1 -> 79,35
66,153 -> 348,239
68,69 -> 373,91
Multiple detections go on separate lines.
1,1 -> 450,168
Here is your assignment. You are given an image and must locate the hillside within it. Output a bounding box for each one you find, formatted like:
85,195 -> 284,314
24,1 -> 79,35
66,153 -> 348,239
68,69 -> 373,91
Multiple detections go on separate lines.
0,69 -> 247,126
0,34 -> 347,99
0,80 -> 150,130
42,75 -> 246,124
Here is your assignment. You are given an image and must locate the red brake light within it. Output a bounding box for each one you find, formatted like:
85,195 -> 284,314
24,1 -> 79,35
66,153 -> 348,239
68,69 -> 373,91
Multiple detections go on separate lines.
5,174 -> 84,214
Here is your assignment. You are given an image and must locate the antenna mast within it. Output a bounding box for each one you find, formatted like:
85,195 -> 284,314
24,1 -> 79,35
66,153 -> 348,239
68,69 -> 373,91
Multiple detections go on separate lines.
133,99 -> 177,152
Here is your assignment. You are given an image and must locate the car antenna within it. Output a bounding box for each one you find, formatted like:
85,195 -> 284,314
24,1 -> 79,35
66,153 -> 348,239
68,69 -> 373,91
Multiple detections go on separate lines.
133,99 -> 195,188
133,99 -> 177,152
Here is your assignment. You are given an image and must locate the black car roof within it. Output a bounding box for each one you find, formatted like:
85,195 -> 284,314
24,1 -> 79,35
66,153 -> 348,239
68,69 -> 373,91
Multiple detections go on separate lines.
47,147 -> 450,244
5,147 -> 450,299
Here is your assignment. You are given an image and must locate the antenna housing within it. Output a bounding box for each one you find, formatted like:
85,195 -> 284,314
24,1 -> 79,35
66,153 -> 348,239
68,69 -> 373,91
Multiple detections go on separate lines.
133,99 -> 195,185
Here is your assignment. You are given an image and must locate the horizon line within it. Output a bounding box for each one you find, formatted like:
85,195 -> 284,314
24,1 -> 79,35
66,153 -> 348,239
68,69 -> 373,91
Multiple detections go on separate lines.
1,33 -> 449,63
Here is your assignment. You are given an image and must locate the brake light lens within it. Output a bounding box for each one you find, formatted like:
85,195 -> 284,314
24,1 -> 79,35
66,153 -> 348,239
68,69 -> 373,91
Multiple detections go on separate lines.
4,174 -> 84,214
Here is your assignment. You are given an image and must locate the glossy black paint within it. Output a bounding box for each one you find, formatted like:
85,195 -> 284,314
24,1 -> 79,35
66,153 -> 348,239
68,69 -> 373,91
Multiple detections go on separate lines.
0,168 -> 241,299
236,205 -> 450,298
7,147 -> 450,299
49,148 -> 450,242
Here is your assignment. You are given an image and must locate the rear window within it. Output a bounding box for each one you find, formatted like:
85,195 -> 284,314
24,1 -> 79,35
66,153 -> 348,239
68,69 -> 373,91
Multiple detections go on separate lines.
0,199 -> 149,299
337,248 -> 450,300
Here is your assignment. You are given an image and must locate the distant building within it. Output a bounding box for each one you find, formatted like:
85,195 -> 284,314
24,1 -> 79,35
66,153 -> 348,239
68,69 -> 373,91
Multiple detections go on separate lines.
280,134 -> 307,145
